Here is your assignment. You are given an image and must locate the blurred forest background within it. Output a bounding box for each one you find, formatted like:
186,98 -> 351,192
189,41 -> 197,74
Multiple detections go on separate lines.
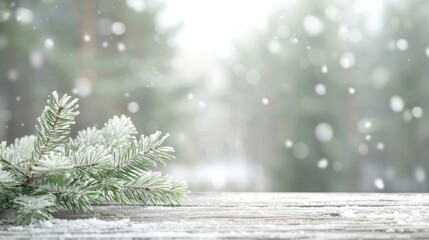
1,0 -> 429,192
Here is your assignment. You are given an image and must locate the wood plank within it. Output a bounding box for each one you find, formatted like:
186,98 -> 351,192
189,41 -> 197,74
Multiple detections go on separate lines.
1,192 -> 429,239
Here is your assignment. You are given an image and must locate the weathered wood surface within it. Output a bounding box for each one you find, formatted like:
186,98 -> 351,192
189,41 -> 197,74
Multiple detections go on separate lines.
1,192 -> 429,239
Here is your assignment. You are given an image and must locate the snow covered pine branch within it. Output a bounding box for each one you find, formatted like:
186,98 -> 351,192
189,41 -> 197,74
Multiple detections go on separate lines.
0,91 -> 188,225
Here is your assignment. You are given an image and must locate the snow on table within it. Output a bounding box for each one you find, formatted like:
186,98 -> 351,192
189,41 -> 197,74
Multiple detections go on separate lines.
1,192 -> 429,239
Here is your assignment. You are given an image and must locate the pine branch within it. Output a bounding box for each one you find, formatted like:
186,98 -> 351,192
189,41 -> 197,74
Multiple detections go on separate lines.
97,177 -> 126,203
0,159 -> 26,179
13,194 -> 57,225
0,141 -> 7,158
101,115 -> 137,149
65,143 -> 113,176
0,91 -> 188,225
0,141 -> 13,164
109,132 -> 174,179
0,188 -> 18,209
36,179 -> 100,212
32,150 -> 74,175
70,127 -> 103,146
122,171 -> 187,205
0,168 -> 18,188
30,91 -> 79,168
6,136 -> 36,167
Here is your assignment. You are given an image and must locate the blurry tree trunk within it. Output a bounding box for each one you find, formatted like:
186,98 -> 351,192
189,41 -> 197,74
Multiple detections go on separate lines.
6,14 -> 34,142
80,0 -> 97,83
76,0 -> 98,131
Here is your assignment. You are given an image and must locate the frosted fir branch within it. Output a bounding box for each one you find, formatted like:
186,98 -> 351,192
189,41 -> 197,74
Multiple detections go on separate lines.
0,168 -> 18,188
65,144 -> 113,174
7,135 -> 36,166
0,159 -> 26,179
0,141 -> 26,178
0,91 -> 187,225
25,150 -> 74,185
122,171 -> 188,205
36,179 -> 100,212
0,141 -> 13,164
31,91 -> 79,166
0,136 -> 36,176
0,141 -> 6,155
32,150 -> 74,174
110,132 -> 174,176
101,115 -> 137,149
97,176 -> 125,203
0,141 -> 6,153
13,194 -> 57,225
70,127 -> 103,146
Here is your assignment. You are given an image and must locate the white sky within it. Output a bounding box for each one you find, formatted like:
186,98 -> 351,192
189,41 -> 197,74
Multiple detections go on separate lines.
155,0 -> 385,82
159,0 -> 281,54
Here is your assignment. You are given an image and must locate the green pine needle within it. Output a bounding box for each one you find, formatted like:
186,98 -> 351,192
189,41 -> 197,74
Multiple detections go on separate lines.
0,91 -> 188,225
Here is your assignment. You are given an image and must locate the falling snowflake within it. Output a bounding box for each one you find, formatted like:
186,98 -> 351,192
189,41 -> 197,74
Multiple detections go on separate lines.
339,52 -> 356,69
44,38 -> 55,49
29,50 -> 44,69
16,8 -> 33,24
7,68 -> 18,81
111,22 -> 127,35
293,142 -> 309,160
390,96 -> 404,113
117,42 -> 126,52
198,101 -> 206,108
374,178 -> 385,190
317,158 -> 328,169
0,10 -> 11,22
285,140 -> 293,148
321,65 -> 328,73
411,107 -> 423,118
83,34 -> 91,42
262,97 -> 269,105
358,143 -> 369,155
376,142 -> 385,151
126,0 -> 145,12
268,40 -> 281,54
127,102 -> 139,113
414,167 -> 426,183
303,15 -> 324,36
396,39 -> 408,51
315,83 -> 327,96
315,123 -> 333,142
364,121 -> 372,129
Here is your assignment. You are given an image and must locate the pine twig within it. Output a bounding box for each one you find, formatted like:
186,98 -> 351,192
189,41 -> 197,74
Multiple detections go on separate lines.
0,91 -> 187,225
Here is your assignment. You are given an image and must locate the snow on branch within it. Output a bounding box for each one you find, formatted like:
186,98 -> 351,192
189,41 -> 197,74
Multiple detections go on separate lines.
0,92 -> 188,225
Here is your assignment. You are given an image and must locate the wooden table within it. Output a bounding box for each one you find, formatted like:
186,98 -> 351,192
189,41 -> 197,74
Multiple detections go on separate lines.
1,192 -> 429,239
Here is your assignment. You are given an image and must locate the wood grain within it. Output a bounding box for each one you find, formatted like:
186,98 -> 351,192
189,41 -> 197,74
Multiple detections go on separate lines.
1,192 -> 429,239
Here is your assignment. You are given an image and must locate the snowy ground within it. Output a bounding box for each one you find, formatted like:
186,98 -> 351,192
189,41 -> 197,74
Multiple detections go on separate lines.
1,192 -> 429,239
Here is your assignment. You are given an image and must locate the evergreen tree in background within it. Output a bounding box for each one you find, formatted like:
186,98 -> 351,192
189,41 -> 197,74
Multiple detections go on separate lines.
226,0 -> 429,191
0,0 -> 190,147
2,0 -> 429,193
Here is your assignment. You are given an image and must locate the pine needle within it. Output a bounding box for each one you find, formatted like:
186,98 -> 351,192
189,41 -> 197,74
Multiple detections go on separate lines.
0,92 -> 188,225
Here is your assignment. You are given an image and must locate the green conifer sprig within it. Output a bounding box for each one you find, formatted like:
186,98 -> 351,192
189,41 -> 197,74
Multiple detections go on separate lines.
0,91 -> 188,225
